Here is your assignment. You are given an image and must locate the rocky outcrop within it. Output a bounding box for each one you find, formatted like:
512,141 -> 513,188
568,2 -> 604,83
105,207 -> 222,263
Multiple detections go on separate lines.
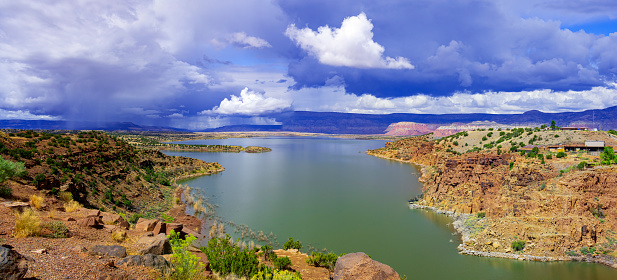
370,135 -> 617,264
384,122 -> 441,136
333,252 -> 400,280
0,245 -> 31,280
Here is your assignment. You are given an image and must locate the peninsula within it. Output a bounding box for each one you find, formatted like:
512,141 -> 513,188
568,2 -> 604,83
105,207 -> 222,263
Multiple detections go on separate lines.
368,127 -> 617,268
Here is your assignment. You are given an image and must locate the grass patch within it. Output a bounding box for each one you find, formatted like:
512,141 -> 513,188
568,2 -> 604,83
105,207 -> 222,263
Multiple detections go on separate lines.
59,191 -> 73,203
112,230 -> 128,243
64,200 -> 82,212
29,194 -> 44,209
14,208 -> 41,238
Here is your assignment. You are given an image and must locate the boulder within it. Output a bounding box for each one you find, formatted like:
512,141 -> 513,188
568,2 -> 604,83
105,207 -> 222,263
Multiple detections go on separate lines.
117,254 -> 170,270
135,218 -> 158,232
166,223 -> 183,235
141,254 -> 171,270
333,252 -> 400,280
88,245 -> 127,258
76,216 -> 103,228
152,221 -> 166,235
78,208 -> 100,217
0,245 -> 32,280
181,227 -> 201,240
100,213 -> 122,224
1,202 -> 30,213
137,233 -> 172,255
116,219 -> 130,230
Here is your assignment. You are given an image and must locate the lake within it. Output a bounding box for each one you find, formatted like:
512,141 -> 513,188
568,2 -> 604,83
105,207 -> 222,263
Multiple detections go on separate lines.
163,136 -> 617,279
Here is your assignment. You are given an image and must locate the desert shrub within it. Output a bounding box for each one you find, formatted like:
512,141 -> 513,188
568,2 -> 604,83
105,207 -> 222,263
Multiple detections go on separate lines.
476,212 -> 486,218
127,213 -> 142,225
577,161 -> 588,170
273,256 -> 292,271
0,156 -> 25,197
546,154 -> 552,160
283,237 -> 302,251
509,162 -> 514,170
306,252 -> 338,271
168,230 -> 206,280
32,174 -> 46,185
42,221 -> 69,238
59,191 -> 73,203
14,208 -> 41,238
556,152 -> 567,158
511,240 -> 525,252
29,194 -> 44,209
251,269 -> 303,280
64,200 -> 82,212
202,235 -> 259,278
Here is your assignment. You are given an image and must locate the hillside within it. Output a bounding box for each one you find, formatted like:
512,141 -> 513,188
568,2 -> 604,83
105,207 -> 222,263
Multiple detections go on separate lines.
368,130 -> 617,267
0,130 -> 223,218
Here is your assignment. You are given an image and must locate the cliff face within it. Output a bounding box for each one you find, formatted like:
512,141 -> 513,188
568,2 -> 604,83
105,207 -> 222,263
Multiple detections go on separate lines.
368,135 -> 617,261
384,122 -> 441,136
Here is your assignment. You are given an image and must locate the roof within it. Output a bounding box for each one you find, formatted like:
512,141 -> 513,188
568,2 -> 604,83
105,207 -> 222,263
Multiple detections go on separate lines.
585,141 -> 605,148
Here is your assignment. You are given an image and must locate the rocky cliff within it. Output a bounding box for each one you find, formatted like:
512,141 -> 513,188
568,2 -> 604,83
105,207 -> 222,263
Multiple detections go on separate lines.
368,134 -> 617,266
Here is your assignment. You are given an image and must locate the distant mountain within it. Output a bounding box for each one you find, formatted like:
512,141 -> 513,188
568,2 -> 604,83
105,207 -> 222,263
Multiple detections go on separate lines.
0,120 -> 187,132
201,125 -> 283,132
2,106 -> 616,134
262,106 -> 617,134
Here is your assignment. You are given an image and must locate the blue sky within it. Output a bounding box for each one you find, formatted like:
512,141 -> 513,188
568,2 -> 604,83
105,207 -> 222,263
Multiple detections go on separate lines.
0,0 -> 616,129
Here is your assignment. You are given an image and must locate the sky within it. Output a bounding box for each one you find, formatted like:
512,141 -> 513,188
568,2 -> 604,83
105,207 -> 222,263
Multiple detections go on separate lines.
1,0 -> 617,129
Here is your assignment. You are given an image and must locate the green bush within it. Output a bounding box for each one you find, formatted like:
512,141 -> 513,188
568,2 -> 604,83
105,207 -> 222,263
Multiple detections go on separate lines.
511,240 -> 525,252
251,269 -> 303,280
273,256 -> 292,271
306,252 -> 338,271
476,212 -> 486,218
556,152 -> 567,158
260,245 -> 276,261
42,221 -> 69,238
202,235 -> 259,278
168,230 -> 206,280
283,237 -> 302,251
128,214 -> 142,224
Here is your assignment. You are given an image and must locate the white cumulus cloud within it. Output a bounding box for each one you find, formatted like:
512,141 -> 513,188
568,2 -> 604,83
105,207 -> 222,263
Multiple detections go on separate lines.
226,32 -> 272,48
285,13 -> 414,69
201,87 -> 291,115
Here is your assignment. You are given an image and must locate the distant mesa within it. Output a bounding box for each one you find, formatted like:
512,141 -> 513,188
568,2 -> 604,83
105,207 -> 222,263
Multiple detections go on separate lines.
1,105 -> 617,134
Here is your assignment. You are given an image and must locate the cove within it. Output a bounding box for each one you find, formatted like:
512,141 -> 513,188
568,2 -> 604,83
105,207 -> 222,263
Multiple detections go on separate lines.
163,136 -> 617,280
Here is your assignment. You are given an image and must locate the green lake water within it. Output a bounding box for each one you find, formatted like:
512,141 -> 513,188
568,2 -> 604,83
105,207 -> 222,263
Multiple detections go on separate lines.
163,136 -> 617,280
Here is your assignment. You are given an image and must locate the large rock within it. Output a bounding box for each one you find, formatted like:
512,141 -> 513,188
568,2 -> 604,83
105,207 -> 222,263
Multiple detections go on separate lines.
78,208 -> 100,217
137,233 -> 172,255
166,223 -> 183,235
88,245 -> 127,258
152,221 -> 166,235
333,252 -> 400,280
76,216 -> 103,228
117,254 -> 170,270
100,212 -> 129,229
0,245 -> 32,280
135,218 -> 158,232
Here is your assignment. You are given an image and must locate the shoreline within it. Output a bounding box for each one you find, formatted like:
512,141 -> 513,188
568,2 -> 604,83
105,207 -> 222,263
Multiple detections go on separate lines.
367,152 -> 617,269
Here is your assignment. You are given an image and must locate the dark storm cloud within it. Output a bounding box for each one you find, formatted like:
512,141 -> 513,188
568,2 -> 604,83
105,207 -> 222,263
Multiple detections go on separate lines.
281,0 -> 616,97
